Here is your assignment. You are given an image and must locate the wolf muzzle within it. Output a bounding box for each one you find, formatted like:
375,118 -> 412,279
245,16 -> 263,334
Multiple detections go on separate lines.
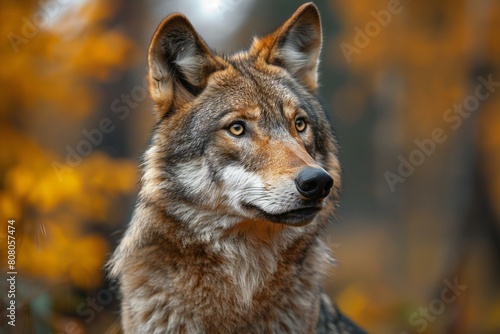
295,167 -> 333,200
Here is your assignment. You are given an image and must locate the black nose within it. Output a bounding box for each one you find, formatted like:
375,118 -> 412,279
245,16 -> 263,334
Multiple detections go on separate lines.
295,167 -> 333,200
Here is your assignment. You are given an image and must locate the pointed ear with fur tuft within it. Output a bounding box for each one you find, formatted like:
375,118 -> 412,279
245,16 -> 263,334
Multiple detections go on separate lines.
148,14 -> 225,116
252,3 -> 322,92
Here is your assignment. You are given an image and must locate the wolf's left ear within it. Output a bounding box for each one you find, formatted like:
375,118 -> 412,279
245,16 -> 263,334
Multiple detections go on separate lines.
252,3 -> 322,92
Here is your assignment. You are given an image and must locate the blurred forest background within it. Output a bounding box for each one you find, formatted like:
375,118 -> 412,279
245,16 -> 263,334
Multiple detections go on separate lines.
1,0 -> 499,333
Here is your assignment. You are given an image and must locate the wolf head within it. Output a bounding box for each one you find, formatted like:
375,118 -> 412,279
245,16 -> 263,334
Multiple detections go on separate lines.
142,3 -> 341,229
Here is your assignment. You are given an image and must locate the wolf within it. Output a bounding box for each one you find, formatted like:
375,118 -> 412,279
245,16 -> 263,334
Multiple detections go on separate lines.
108,3 -> 365,333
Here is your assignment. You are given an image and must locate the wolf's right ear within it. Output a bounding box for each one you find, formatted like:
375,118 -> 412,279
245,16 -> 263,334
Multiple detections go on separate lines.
148,14 -> 225,116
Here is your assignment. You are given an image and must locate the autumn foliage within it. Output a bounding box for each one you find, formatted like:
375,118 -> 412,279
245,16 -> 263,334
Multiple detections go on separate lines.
1,0 -> 499,333
1,0 -> 138,318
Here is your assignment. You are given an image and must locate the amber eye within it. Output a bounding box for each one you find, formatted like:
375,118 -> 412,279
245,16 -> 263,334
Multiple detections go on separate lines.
295,118 -> 307,132
228,122 -> 245,136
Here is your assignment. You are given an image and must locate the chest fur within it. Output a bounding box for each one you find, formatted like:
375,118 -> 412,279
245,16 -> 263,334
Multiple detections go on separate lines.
119,235 -> 326,333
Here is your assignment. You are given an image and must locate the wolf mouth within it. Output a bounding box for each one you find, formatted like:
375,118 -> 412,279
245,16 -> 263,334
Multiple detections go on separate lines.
242,203 -> 322,226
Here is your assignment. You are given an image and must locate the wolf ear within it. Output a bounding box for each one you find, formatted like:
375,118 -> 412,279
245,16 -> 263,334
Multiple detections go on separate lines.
148,14 -> 224,115
252,3 -> 322,92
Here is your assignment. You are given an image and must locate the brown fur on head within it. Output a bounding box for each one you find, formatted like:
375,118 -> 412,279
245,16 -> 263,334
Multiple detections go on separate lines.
141,2 -> 340,228
149,3 -> 324,112
109,3 -> 346,333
